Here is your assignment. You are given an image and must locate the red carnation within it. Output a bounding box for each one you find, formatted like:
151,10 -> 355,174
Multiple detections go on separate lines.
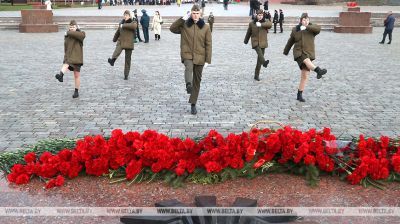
24,152 -> 36,164
175,167 -> 185,176
392,155 -> 400,173
55,175 -> 65,186
45,179 -> 56,189
39,152 -> 53,163
304,154 -> 316,165
15,174 -> 30,185
126,160 -> 142,180
205,161 -> 222,173
7,172 -> 17,183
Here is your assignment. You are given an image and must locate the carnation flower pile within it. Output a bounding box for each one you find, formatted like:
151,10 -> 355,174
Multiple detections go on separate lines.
5,127 -> 400,189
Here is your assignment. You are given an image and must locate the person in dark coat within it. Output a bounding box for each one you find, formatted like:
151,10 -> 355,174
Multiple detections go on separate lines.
108,10 -> 137,80
249,0 -> 260,18
208,12 -> 214,32
283,13 -> 327,102
263,0 -> 268,11
55,20 -> 86,98
273,10 -> 278,33
264,10 -> 271,21
379,11 -> 396,44
133,9 -> 143,42
244,9 -> 272,81
170,5 -> 212,115
140,9 -> 150,43
223,0 -> 228,10
279,9 -> 284,33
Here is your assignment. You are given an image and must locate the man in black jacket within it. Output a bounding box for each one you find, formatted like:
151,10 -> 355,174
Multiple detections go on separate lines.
133,9 -> 143,42
273,10 -> 278,33
279,9 -> 284,33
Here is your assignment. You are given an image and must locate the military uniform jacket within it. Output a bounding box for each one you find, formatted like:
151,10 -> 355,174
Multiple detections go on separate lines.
244,18 -> 272,49
170,17 -> 212,65
64,30 -> 85,65
113,19 -> 137,50
283,23 -> 321,60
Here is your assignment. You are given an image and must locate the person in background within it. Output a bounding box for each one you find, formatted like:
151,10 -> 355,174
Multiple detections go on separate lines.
140,9 -> 150,43
264,10 -> 271,21
208,12 -> 214,32
151,10 -> 163,40
223,0 -> 228,10
45,0 -> 52,10
55,20 -> 86,99
379,11 -> 395,44
97,0 -> 102,9
283,13 -> 327,102
263,0 -> 268,11
279,9 -> 284,33
133,9 -> 143,42
244,9 -> 272,81
273,9 -> 278,33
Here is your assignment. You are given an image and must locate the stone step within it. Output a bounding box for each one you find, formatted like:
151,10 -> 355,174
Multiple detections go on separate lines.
0,23 -> 338,30
1,15 -> 397,30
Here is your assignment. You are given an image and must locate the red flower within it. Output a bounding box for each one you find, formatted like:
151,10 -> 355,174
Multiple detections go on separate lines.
392,155 -> 400,173
45,179 -> 56,189
39,152 -> 53,163
15,174 -> 30,185
126,160 -> 142,180
204,161 -> 222,173
24,152 -> 36,164
7,172 -> 17,183
175,167 -> 185,176
304,154 -> 316,165
55,175 -> 65,186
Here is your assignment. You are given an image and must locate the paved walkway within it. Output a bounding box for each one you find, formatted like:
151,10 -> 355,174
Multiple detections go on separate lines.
0,3 -> 400,17
0,26 -> 399,152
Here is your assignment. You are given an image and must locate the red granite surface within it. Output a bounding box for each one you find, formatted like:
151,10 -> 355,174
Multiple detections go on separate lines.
1,173 -> 399,224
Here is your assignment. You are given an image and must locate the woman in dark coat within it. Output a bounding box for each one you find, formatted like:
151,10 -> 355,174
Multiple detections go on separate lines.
283,13 -> 327,102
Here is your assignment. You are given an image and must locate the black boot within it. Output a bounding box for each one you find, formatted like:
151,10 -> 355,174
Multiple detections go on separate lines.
108,58 -> 116,66
191,104 -> 197,115
297,90 -> 305,102
72,88 -> 79,98
55,71 -> 64,82
314,66 -> 327,79
124,74 -> 128,80
263,60 -> 269,68
388,40 -> 391,44
158,35 -> 160,40
254,73 -> 260,81
186,82 -> 192,94
155,34 -> 158,40
379,41 -> 384,44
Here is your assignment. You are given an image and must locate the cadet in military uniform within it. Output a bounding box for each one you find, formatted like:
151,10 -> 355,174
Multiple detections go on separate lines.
244,9 -> 272,81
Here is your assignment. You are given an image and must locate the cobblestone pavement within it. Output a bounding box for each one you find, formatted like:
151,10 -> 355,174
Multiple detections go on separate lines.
0,27 -> 399,151
0,3 -> 400,17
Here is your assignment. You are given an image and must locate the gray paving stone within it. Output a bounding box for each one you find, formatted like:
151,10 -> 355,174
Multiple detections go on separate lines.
0,27 -> 399,152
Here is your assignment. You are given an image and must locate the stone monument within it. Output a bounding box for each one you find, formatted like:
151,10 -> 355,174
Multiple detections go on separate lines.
19,10 -> 58,33
333,2 -> 373,33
